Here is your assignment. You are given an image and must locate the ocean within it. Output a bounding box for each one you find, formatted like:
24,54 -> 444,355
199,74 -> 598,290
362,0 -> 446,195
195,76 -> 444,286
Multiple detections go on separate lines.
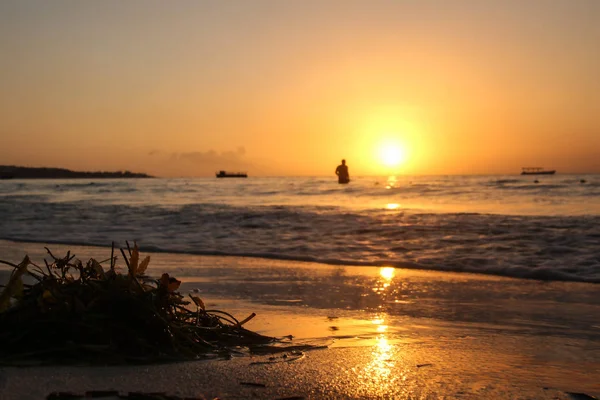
2,174 -> 600,398
1,174 -> 599,283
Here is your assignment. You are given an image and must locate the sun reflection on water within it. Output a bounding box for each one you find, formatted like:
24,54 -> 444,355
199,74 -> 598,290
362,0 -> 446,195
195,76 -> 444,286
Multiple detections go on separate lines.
385,175 -> 397,189
358,329 -> 399,394
379,267 -> 395,281
371,316 -> 388,333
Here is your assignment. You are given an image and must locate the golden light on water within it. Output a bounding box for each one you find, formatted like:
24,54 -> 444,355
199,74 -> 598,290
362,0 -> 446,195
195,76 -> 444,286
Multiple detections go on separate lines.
386,203 -> 400,210
358,334 -> 397,394
376,335 -> 391,355
386,175 -> 397,189
380,267 -> 396,281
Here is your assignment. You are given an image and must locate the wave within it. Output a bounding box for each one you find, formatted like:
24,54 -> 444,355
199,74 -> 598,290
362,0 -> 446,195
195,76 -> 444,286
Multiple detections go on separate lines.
494,179 -> 522,184
2,176 -> 600,285
505,184 -> 565,190
2,236 -> 599,284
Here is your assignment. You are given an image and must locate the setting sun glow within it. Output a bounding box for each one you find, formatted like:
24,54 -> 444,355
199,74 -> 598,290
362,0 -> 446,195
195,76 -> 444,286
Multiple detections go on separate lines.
378,142 -> 406,168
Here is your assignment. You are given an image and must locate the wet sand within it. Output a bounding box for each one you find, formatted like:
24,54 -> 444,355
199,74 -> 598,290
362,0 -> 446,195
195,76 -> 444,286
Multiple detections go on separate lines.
1,240 -> 599,399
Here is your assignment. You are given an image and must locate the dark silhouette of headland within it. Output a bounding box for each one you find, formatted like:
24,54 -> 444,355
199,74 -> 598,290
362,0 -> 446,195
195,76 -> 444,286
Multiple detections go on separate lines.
0,165 -> 153,179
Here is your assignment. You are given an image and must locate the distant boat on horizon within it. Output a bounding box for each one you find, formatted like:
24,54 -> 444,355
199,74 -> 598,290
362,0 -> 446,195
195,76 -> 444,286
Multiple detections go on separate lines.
216,170 -> 248,178
521,167 -> 556,175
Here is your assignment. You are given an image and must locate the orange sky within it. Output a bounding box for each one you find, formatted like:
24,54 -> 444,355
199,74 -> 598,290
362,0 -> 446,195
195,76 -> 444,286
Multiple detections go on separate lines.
1,1 -> 599,177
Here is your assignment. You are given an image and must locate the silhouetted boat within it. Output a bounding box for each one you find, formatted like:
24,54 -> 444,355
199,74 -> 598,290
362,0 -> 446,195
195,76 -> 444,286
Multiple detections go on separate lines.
216,170 -> 247,178
521,167 -> 556,175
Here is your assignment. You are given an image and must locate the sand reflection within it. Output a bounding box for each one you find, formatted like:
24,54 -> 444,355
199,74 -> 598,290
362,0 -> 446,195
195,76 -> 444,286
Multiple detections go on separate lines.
357,315 -> 402,394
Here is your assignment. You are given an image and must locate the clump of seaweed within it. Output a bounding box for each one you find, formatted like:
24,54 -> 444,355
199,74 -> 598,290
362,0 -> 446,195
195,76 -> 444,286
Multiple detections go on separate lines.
0,242 -> 281,365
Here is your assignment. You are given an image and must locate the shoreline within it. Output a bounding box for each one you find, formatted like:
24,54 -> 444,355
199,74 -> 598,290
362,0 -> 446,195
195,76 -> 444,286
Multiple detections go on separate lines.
2,237 -> 598,285
1,240 -> 599,399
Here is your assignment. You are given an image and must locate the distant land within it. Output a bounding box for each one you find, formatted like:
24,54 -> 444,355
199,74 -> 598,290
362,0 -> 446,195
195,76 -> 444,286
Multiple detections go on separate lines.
0,165 -> 153,179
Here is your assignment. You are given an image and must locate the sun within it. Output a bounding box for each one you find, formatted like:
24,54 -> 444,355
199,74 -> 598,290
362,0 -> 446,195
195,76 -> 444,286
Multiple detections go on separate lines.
379,143 -> 406,168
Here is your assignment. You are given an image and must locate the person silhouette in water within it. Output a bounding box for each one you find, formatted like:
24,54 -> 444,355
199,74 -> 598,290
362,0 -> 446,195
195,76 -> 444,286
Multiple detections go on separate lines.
335,159 -> 350,184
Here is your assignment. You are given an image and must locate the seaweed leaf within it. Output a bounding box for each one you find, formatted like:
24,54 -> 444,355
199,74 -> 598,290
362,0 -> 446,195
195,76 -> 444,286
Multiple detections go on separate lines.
189,295 -> 205,310
90,259 -> 105,278
160,273 -> 181,293
12,276 -> 24,300
137,256 -> 151,276
110,241 -> 115,271
128,244 -> 139,277
42,289 -> 57,304
0,256 -> 30,312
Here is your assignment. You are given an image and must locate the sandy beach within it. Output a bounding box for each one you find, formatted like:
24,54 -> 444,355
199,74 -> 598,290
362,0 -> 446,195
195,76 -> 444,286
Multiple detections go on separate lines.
1,240 -> 599,399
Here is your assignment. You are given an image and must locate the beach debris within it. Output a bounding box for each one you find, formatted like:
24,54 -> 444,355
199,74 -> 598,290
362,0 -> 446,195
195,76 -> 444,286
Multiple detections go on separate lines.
0,242 -> 309,365
274,397 -> 305,400
237,312 -> 256,327
249,343 -> 326,355
240,381 -> 267,388
46,392 -> 215,399
566,393 -> 598,400
249,350 -> 306,365
416,363 -> 433,368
